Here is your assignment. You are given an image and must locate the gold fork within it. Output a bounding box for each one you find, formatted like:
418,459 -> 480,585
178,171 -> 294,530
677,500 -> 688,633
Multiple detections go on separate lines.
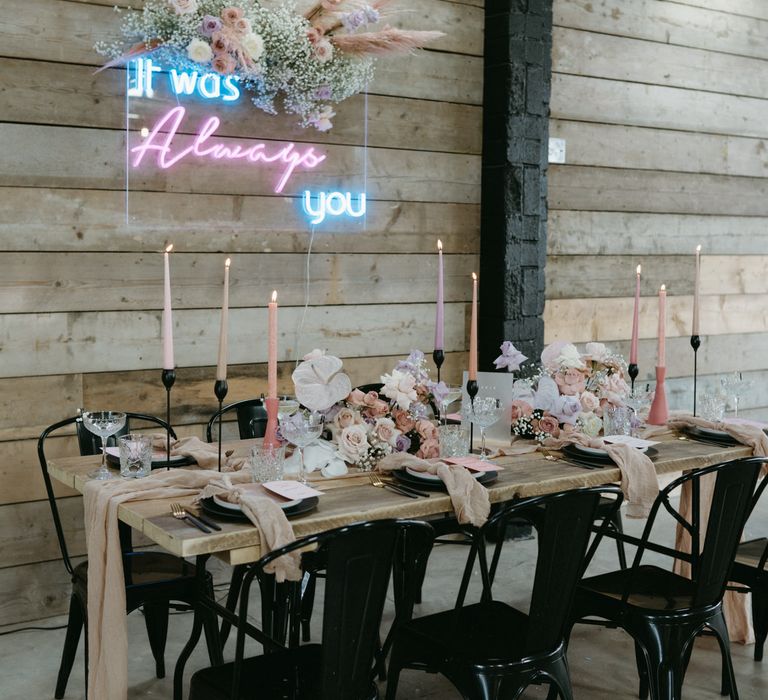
539,447 -> 560,462
170,502 -> 212,533
369,473 -> 419,498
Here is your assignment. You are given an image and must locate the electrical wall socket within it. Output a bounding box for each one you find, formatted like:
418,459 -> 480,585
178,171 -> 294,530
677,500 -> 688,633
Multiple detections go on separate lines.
548,137 -> 566,164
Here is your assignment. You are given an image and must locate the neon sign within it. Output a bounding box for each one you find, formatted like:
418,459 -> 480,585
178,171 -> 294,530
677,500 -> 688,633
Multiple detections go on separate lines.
129,58 -> 240,102
131,106 -> 326,193
302,191 -> 366,224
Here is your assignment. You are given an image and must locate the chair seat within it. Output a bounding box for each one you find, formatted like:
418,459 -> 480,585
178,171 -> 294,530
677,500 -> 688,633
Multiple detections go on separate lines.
734,538 -> 768,569
580,565 -> 696,612
396,601 -> 549,666
189,644 -> 377,700
73,551 -> 197,589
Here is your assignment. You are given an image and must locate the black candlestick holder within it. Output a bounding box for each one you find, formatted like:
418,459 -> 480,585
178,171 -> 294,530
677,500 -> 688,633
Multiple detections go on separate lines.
690,335 -> 701,416
161,369 -> 176,470
214,379 -> 229,472
432,349 -> 445,419
628,363 -> 639,396
466,378 -> 478,453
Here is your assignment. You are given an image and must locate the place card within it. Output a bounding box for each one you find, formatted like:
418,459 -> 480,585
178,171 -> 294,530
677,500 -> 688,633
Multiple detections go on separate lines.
603,435 -> 659,449
443,456 -> 504,472
263,480 -> 325,501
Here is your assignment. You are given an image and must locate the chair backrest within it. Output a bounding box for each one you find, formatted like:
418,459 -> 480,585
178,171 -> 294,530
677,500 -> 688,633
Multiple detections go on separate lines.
236,520 -> 434,700
625,456 -> 766,609
38,412 -> 177,574
483,485 -> 623,655
205,398 -> 267,442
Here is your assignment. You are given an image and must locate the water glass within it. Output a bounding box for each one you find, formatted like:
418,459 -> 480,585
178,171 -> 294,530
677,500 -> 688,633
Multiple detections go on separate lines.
118,434 -> 152,479
700,392 -> 726,422
249,444 -> 285,483
603,405 -> 632,437
438,424 -> 470,458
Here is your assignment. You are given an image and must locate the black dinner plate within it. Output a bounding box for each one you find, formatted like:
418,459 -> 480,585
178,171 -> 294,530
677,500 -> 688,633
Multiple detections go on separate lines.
562,444 -> 659,465
392,468 -> 498,491
682,426 -> 740,447
106,453 -> 197,469
200,496 -> 319,523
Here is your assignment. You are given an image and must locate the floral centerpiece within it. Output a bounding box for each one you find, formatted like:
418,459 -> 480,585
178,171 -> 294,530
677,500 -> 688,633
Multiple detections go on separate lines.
96,0 -> 443,130
510,341 -> 630,442
289,349 -> 447,469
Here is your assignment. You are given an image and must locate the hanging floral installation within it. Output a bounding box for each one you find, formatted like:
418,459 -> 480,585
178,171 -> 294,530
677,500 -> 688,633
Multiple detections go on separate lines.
96,0 -> 444,130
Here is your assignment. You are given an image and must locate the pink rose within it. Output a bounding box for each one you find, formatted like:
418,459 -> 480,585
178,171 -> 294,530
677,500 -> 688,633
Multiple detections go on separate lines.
212,54 -> 236,74
221,6 -> 244,24
211,32 -> 231,54
364,399 -> 389,418
306,27 -> 323,44
337,424 -> 370,463
604,373 -> 630,401
347,389 -> 366,407
373,418 -> 400,446
233,17 -> 251,35
313,39 -> 334,63
392,409 -> 416,434
416,438 -> 440,459
580,391 -> 599,413
510,400 -> 533,421
333,406 -> 361,432
416,420 -> 438,441
554,368 -> 587,396
537,414 -> 561,437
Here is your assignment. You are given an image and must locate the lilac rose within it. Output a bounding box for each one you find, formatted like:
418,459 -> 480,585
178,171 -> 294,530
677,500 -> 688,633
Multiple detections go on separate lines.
395,434 -> 412,453
551,394 -> 582,425
200,15 -> 222,37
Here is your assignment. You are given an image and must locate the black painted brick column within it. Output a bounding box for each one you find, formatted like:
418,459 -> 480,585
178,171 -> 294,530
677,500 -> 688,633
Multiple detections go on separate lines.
479,0 -> 553,368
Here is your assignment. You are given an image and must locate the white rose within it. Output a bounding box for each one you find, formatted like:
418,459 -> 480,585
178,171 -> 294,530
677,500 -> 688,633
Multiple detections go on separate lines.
170,0 -> 197,15
336,424 -> 370,463
381,369 -> 418,411
579,412 -> 603,437
373,417 -> 400,447
556,343 -> 585,369
313,38 -> 334,63
584,342 -> 607,362
241,32 -> 265,61
187,38 -> 213,64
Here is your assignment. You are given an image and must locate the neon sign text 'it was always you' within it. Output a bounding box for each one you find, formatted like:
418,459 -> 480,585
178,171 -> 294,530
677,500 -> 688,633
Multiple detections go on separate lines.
128,58 -> 367,223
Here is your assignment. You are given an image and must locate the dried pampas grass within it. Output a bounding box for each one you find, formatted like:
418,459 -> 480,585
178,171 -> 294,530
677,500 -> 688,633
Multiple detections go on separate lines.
331,28 -> 444,55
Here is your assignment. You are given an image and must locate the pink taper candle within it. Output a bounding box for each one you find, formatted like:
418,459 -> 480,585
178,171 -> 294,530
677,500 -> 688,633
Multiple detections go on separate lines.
162,244 -> 174,370
657,284 -> 666,367
692,245 -> 701,336
434,239 -> 444,351
630,264 -> 641,364
469,272 -> 478,380
216,257 -> 231,381
268,290 -> 278,399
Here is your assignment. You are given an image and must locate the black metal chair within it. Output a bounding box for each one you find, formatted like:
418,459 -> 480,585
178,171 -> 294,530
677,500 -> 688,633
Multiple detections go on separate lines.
571,456 -> 768,700
205,397 -> 268,443
728,471 -> 768,661
38,413 -> 216,699
385,485 -> 624,700
189,519 -> 435,700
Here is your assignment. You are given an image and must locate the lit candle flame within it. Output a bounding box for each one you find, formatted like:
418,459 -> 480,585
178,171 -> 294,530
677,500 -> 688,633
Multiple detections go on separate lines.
660,284 -> 666,291
696,244 -> 702,253
472,272 -> 477,281
271,290 -> 277,303
165,243 -> 173,253
437,239 -> 443,251
636,264 -> 641,275
225,257 -> 231,268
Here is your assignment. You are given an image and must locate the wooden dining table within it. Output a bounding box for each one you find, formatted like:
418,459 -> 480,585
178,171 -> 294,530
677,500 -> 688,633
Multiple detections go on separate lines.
46,431 -> 752,698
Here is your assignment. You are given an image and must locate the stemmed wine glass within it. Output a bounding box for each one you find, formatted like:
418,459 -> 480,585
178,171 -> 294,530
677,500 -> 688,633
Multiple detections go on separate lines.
465,397 -> 503,461
439,385 -> 463,425
82,411 -> 127,480
277,395 -> 300,422
721,372 -> 752,418
280,411 -> 324,484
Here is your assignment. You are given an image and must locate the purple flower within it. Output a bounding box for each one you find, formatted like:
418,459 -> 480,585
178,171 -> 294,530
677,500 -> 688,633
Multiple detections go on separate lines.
364,6 -> 380,23
341,9 -> 368,31
200,15 -> 222,37
427,380 -> 449,405
551,395 -> 582,425
395,434 -> 412,452
321,404 -> 341,422
395,349 -> 429,383
314,85 -> 332,100
493,340 -> 528,372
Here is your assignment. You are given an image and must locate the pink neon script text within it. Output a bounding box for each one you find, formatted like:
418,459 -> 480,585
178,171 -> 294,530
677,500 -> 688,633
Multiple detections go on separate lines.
130,106 -> 326,193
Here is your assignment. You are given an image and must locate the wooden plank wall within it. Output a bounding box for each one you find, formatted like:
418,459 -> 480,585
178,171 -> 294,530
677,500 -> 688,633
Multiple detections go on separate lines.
0,0 -> 482,625
546,0 -> 768,417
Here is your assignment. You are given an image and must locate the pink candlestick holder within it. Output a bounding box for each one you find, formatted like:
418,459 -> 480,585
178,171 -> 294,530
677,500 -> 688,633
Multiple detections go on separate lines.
648,367 -> 669,425
263,396 -> 280,448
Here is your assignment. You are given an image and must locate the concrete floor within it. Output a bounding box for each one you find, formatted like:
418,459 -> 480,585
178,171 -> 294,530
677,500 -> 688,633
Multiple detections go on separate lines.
1,498 -> 766,700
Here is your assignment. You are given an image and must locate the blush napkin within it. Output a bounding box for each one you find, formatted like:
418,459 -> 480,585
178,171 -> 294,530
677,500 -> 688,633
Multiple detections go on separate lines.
376,453 -> 490,527
83,465 -> 299,700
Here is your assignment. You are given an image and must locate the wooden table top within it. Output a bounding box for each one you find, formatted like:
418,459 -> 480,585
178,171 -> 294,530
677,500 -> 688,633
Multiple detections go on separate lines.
47,433 -> 751,566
